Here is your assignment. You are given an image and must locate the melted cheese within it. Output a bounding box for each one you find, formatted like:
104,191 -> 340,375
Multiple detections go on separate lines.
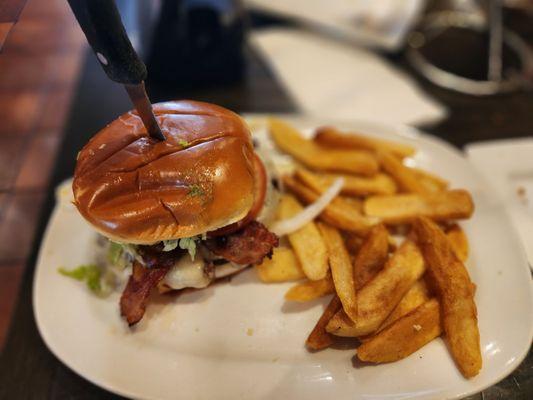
163,256 -> 212,290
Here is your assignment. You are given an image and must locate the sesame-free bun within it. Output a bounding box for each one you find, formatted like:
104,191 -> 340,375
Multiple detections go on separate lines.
73,100 -> 258,244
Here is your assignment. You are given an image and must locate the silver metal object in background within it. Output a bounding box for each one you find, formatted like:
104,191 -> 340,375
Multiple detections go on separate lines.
406,7 -> 533,95
488,0 -> 503,80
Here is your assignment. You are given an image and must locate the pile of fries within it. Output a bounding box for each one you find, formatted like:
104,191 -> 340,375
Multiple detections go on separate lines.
256,119 -> 481,378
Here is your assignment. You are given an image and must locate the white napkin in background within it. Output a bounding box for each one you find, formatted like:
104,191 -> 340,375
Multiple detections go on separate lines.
466,139 -> 533,268
251,29 -> 447,126
247,0 -> 426,51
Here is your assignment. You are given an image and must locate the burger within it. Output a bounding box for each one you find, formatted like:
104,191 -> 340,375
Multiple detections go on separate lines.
72,100 -> 279,325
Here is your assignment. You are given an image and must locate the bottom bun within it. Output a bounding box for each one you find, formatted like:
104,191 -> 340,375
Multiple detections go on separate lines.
214,262 -> 250,279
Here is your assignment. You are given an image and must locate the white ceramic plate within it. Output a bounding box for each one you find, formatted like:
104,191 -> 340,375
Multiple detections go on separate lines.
34,116 -> 533,400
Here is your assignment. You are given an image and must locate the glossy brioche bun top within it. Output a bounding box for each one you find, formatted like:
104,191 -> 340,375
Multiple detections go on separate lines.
72,100 -> 257,244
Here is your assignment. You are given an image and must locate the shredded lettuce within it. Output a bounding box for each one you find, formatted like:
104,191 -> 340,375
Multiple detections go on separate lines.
58,265 -> 102,294
163,237 -> 198,260
121,243 -> 142,262
108,236 -> 199,269
107,241 -> 123,265
179,237 -> 197,260
107,241 -> 143,268
162,239 -> 179,252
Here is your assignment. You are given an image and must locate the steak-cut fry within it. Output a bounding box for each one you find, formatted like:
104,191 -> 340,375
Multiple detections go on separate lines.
338,196 -> 364,213
344,234 -> 364,255
296,181 -> 365,215
283,176 -> 375,235
314,126 -> 416,159
388,236 -> 398,252
360,279 -> 431,342
306,295 -> 342,351
379,279 -> 431,331
414,217 -> 481,378
326,240 -> 425,337
378,151 -> 432,195
353,224 -> 389,289
446,224 -> 469,262
357,299 -> 441,363
318,223 -> 357,321
256,247 -> 305,283
277,195 -> 329,280
285,274 -> 335,302
269,118 -> 379,176
364,189 -> 474,225
295,167 -> 397,197
409,167 -> 449,192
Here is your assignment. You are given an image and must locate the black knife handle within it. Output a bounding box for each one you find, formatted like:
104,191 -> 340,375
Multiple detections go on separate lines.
66,0 -> 146,84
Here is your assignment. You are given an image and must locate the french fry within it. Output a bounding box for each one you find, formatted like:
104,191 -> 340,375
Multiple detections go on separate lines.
378,150 -> 432,195
379,279 -> 431,330
256,247 -> 305,283
285,274 -> 335,302
259,119 -> 480,376
353,224 -> 389,289
446,224 -> 469,262
318,223 -> 357,321
278,195 -> 329,280
326,240 -> 425,337
360,279 -> 431,341
306,295 -> 342,351
338,196 -> 364,213
290,170 -> 365,213
344,234 -> 364,255
295,167 -> 397,197
314,126 -> 416,159
413,217 -> 481,378
388,236 -> 397,252
283,176 -> 375,235
357,299 -> 441,363
410,167 -> 449,192
269,118 -> 379,176
364,189 -> 474,225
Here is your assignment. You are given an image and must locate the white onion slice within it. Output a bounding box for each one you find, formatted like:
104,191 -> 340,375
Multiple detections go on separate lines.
271,177 -> 344,236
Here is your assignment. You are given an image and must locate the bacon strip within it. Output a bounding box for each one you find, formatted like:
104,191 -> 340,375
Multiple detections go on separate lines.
120,220 -> 276,325
120,262 -> 169,326
205,221 -> 278,265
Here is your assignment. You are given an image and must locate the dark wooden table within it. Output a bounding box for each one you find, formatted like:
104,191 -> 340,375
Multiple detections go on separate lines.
1,14 -> 532,399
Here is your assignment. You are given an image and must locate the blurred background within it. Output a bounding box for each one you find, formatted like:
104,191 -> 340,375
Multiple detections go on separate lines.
0,0 -> 532,355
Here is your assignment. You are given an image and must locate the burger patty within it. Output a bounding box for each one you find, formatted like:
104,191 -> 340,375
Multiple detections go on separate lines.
205,221 -> 279,265
137,243 -> 185,269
